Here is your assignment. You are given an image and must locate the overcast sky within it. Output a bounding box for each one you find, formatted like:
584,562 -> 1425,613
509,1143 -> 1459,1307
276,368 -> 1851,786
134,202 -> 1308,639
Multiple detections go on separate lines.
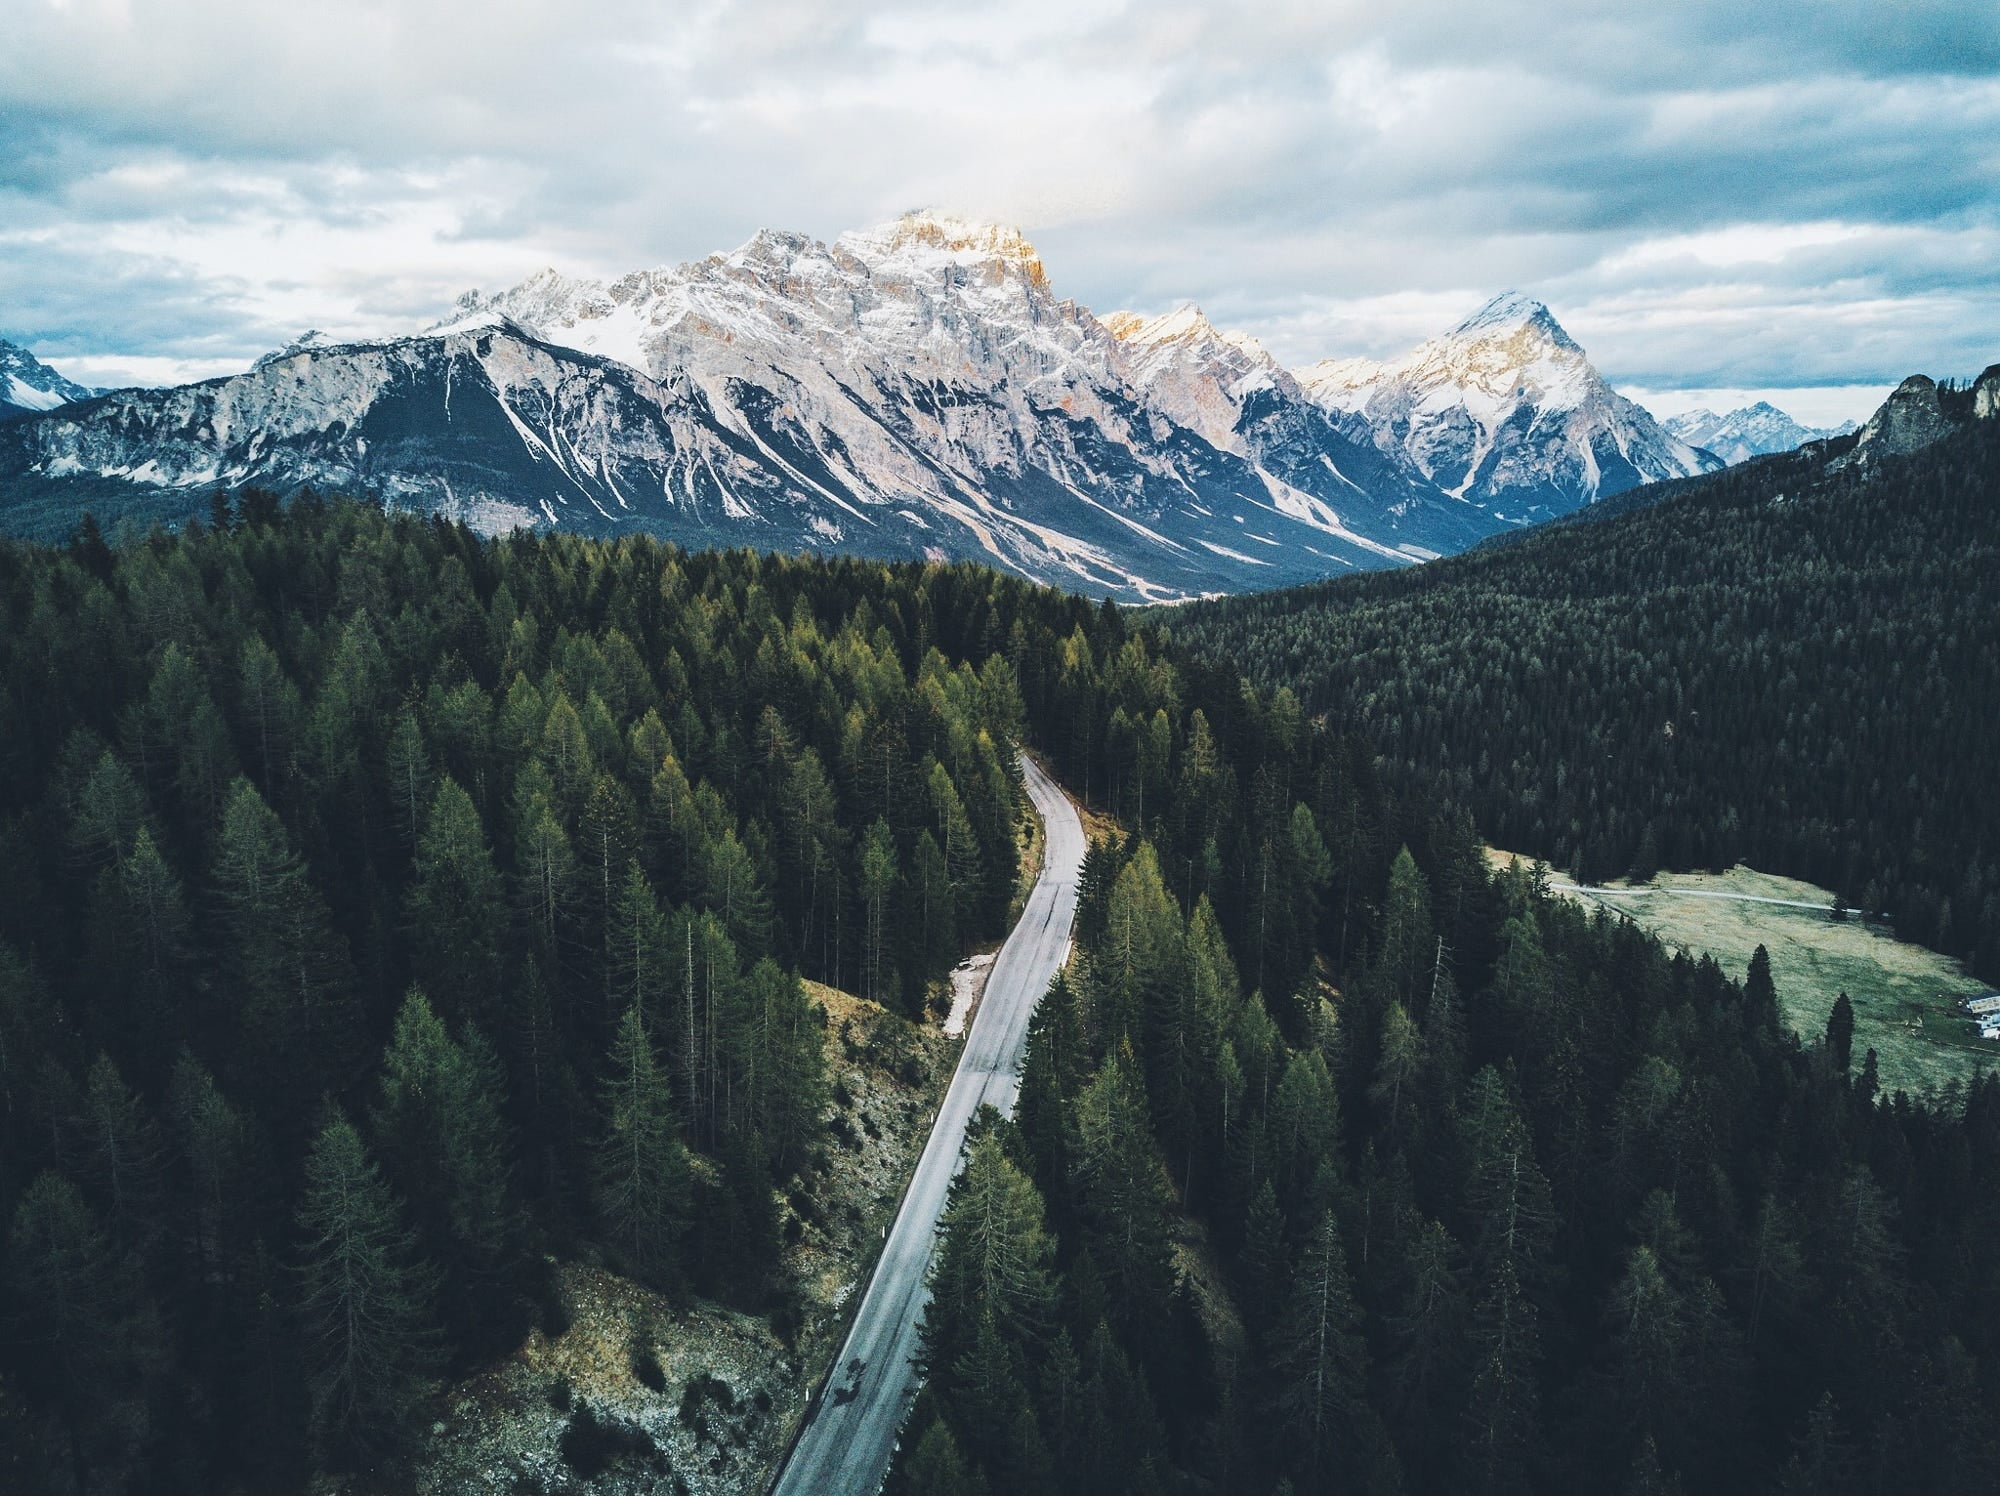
5,0 -> 1998,424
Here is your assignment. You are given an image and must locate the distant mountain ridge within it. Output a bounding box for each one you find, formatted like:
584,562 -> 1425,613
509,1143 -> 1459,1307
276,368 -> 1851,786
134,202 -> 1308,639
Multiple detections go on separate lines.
0,336 -> 96,421
1665,402 -> 1855,464
0,216 -> 1818,596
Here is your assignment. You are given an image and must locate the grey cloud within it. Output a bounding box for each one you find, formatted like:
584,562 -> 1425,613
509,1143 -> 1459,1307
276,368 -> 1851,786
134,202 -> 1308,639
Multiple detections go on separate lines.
0,0 -> 1994,404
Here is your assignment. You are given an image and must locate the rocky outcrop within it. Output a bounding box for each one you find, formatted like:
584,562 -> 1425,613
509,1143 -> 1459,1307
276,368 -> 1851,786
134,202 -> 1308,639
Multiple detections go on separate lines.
1853,375 -> 1954,458
1829,373 -> 1989,473
1975,364 -> 2000,421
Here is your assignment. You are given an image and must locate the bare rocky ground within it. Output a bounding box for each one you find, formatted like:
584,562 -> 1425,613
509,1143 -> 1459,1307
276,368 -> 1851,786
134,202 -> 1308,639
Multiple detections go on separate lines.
378,982 -> 959,1496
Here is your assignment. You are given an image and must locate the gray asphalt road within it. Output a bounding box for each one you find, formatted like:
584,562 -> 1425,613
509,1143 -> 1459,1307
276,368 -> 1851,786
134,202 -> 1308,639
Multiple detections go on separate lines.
770,753 -> 1084,1496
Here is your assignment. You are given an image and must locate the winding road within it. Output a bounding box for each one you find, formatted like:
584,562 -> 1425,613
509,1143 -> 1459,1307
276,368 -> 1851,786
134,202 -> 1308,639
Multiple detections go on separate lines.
770,752 -> 1085,1496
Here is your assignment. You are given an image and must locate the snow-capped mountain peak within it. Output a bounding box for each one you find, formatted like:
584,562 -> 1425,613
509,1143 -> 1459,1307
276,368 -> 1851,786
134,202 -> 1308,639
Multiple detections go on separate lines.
0,217 -> 1516,597
1446,290 -> 1578,349
1294,294 -> 1720,515
1663,402 -> 1854,464
833,210 -> 1053,293
1102,303 -> 1291,451
1,335 -> 97,420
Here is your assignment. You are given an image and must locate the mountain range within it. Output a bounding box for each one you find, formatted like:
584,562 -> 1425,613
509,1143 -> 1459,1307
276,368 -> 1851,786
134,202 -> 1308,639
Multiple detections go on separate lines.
1664,402 -> 1854,464
0,214 -> 1833,597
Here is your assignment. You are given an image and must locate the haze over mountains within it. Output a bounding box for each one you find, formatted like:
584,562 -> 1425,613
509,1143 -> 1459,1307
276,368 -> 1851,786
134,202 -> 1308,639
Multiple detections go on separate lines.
0,214 -> 1859,597
1665,403 -> 1856,465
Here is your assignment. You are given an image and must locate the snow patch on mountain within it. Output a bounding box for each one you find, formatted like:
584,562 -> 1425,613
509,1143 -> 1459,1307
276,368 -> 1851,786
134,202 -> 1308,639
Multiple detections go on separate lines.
1103,304 -> 1287,453
1297,294 -> 1720,516
0,336 -> 97,420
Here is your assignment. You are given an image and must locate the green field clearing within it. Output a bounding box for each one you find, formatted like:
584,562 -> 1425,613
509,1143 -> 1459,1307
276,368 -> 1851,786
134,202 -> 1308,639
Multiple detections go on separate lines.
1489,852 -> 1998,1097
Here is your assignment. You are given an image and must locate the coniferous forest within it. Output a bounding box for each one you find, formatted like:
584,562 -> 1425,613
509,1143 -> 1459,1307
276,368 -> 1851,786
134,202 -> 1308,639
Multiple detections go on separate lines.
1166,415 -> 2000,984
2,491 -> 1998,1496
0,495 -> 1036,1488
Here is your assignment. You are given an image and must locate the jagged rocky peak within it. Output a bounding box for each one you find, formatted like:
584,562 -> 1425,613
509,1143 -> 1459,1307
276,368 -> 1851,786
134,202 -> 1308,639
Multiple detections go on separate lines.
1851,374 -> 1954,459
1101,303 -> 1291,452
1103,303 -> 1283,381
835,210 -> 1052,292
1295,354 -> 1387,405
252,330 -> 336,369
1288,291 -> 1718,514
1445,289 -> 1581,351
1106,302 -> 1224,346
1400,291 -> 1595,410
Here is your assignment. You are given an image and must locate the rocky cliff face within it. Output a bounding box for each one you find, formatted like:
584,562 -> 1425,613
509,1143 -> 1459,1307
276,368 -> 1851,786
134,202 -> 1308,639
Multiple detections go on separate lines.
1299,293 -> 1722,519
1972,365 -> 2000,422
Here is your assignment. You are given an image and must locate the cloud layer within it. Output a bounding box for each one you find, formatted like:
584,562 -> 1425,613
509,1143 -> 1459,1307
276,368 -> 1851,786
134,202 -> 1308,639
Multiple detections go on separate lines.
4,0 -> 1996,420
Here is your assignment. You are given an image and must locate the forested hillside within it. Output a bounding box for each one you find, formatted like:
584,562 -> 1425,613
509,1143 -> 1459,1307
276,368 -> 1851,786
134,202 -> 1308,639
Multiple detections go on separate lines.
0,494 -> 1044,1490
894,626 -> 2000,1496
4,495 -> 1998,1496
1165,413 -> 2000,983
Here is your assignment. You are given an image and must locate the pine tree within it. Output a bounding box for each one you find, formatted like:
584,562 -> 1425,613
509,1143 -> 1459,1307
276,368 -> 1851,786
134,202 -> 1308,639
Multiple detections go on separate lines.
1744,944 -> 1780,1032
1385,1217 -> 1467,1428
607,859 -> 670,1028
1070,1048 -> 1172,1337
1465,1256 -> 1541,1494
737,957 -> 826,1176
904,1415 -> 989,1496
860,817 -> 899,1004
384,706 -> 433,855
926,1131 -> 1056,1375
166,1050 -> 253,1274
212,778 -> 358,1107
593,1002 -> 690,1289
1375,846 -> 1435,1010
1270,1209 -> 1380,1487
912,829 -> 958,997
1238,1178 -> 1290,1347
1826,992 -> 1856,1072
294,1113 -> 440,1461
77,1052 -> 166,1255
6,1171 -> 163,1483
406,776 -> 506,1027
1369,1000 -> 1426,1144
371,988 -> 524,1354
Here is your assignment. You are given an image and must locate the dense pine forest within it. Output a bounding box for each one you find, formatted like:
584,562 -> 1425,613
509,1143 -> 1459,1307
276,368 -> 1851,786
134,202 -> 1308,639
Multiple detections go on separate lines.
3,493 -> 1998,1496
0,495 -> 1047,1490
1165,414 -> 2000,984
891,568 -> 2000,1492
